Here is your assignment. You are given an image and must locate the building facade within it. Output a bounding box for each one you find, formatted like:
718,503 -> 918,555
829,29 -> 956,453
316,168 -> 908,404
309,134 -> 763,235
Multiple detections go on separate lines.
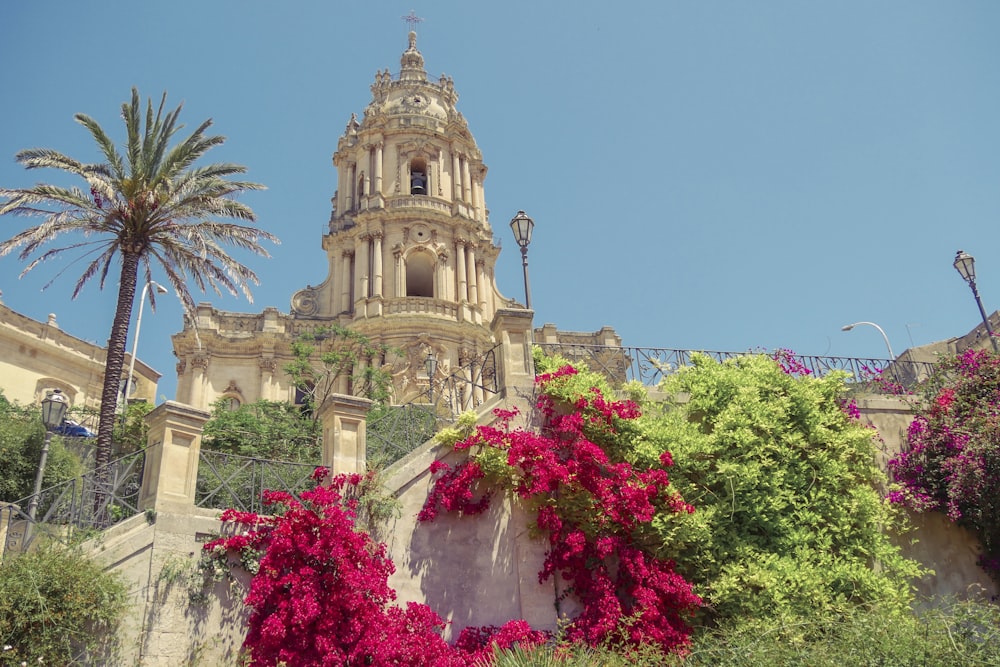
171,32 -> 616,411
0,298 -> 159,412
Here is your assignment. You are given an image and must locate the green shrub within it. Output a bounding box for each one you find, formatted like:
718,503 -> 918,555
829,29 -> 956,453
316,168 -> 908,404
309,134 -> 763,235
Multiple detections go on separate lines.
637,354 -> 923,624
0,392 -> 81,503
0,546 -> 129,665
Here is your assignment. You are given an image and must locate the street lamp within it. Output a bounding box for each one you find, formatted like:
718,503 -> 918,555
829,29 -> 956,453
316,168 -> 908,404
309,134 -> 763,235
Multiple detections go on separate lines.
841,322 -> 895,360
27,389 -> 69,521
953,250 -> 999,353
425,351 -> 438,404
509,210 -> 534,310
123,280 -> 168,408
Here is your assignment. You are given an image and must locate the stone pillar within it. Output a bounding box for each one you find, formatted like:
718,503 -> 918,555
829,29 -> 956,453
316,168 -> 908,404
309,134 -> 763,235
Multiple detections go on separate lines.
455,240 -> 468,302
375,143 -> 384,196
452,152 -> 462,201
490,308 -> 536,398
372,232 -> 384,297
139,401 -> 211,512
317,394 -> 373,475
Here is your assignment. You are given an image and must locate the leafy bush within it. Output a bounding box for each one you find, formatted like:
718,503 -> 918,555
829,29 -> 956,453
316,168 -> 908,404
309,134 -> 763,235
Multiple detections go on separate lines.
0,392 -> 81,503
640,353 -> 923,623
202,398 -> 321,462
0,546 -> 128,665
668,597 -> 1000,666
888,348 -> 1000,581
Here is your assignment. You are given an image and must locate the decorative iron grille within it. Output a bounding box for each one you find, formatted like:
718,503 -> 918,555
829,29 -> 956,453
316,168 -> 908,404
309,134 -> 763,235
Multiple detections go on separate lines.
195,450 -> 318,514
535,343 -> 937,393
2,450 -> 145,559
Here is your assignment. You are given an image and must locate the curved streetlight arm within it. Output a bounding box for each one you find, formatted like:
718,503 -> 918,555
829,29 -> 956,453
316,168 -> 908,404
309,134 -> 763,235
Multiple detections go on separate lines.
841,321 -> 895,360
124,281 -> 168,406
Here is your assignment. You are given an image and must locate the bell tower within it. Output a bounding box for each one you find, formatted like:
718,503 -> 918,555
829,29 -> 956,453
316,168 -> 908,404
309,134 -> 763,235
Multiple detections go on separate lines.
288,31 -> 512,402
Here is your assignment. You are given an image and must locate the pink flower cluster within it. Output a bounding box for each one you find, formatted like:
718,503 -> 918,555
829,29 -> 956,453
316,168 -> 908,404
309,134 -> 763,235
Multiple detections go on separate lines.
206,469 -> 546,666
887,349 -> 1000,581
420,368 -> 700,654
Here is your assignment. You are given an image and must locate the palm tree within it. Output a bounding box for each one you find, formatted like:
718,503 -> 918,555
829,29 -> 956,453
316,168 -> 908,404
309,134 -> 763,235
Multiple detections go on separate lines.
0,88 -> 276,475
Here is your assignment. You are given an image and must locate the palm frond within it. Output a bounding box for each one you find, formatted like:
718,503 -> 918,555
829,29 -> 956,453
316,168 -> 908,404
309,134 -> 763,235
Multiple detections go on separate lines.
74,113 -> 125,179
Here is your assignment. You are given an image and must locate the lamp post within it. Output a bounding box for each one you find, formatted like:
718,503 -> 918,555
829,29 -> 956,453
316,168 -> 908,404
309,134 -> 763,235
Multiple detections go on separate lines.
27,389 -> 69,522
509,210 -> 535,310
123,280 -> 168,409
953,250 -> 999,353
425,351 -> 438,404
841,322 -> 895,360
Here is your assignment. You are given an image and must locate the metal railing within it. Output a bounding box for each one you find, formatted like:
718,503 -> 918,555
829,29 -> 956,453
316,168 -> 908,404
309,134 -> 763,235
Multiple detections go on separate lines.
366,343 -> 501,467
535,343 -> 937,393
2,450 -> 146,559
195,450 -> 319,514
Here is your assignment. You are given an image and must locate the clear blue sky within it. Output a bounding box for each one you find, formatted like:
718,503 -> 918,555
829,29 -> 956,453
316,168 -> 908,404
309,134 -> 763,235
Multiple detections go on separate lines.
2,1 -> 999,403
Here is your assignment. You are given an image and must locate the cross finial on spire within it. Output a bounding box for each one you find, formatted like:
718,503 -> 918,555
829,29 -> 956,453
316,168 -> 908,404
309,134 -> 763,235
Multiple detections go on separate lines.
402,10 -> 423,31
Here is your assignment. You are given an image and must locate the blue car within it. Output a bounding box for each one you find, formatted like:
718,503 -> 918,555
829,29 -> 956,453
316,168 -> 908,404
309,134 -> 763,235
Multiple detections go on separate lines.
55,420 -> 97,438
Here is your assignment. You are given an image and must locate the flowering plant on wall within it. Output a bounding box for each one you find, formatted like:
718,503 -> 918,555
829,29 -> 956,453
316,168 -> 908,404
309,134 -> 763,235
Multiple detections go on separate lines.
420,361 -> 701,654
204,469 -> 547,666
888,348 -> 1000,580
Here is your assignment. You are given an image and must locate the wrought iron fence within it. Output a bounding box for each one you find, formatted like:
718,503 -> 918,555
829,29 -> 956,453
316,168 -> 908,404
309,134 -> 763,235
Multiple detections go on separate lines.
535,343 -> 937,393
366,343 -> 501,468
1,450 -> 146,560
195,450 -> 319,514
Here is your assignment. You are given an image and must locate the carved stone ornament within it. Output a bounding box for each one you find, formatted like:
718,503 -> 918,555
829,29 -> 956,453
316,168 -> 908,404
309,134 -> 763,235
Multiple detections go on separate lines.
291,287 -> 319,316
259,358 -> 277,373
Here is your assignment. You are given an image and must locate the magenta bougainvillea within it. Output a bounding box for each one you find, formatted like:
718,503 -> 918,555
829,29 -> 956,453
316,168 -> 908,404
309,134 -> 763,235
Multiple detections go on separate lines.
888,348 -> 1000,580
419,365 -> 701,654
204,469 -> 546,666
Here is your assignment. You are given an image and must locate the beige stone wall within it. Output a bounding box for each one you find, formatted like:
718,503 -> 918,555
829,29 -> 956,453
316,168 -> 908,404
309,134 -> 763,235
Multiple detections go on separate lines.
0,301 -> 159,410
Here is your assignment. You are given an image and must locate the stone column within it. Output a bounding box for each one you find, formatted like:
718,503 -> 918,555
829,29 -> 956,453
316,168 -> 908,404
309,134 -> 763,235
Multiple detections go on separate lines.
452,152 -> 462,201
372,232 -> 384,297
347,163 -> 356,211
317,394 -> 373,475
375,143 -> 384,196
466,244 -> 478,306
340,250 -> 353,313
357,235 -> 370,303
455,240 -> 468,302
461,157 -> 472,203
190,356 -> 209,409
139,401 -> 211,512
436,249 -> 449,300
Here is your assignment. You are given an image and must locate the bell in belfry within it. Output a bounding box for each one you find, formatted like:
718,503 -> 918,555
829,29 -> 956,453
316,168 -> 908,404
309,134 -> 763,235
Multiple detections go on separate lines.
410,171 -> 426,194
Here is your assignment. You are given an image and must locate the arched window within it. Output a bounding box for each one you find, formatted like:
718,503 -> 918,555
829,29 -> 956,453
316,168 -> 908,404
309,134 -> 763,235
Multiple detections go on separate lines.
410,158 -> 428,195
406,250 -> 435,297
222,395 -> 241,411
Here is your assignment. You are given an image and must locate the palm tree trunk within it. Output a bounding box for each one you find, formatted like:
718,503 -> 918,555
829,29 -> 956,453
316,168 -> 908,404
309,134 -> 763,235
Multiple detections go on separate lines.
94,251 -> 140,510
